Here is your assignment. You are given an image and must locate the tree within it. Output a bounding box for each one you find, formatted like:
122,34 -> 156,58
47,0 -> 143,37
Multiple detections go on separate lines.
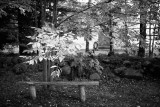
137,0 -> 147,57
0,0 -> 34,50
147,2 -> 160,57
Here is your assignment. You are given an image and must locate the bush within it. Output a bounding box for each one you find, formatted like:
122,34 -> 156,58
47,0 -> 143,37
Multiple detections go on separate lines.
6,57 -> 13,66
0,56 -> 26,69
1,57 -> 13,68
27,64 -> 40,73
0,57 -> 6,68
11,57 -> 25,65
12,63 -> 28,75
59,54 -> 103,80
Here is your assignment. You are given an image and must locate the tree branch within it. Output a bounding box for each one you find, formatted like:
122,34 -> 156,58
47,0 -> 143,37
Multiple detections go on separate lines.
56,0 -> 114,27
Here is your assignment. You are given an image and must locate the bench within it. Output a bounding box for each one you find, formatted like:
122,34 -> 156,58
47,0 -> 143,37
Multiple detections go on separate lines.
18,81 -> 99,102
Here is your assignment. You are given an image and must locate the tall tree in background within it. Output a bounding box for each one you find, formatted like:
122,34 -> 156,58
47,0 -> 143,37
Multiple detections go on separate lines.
0,0 -> 33,50
138,0 -> 147,57
53,0 -> 58,27
85,0 -> 92,52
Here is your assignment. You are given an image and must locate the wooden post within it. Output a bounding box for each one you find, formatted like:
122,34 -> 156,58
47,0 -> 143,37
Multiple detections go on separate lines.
79,85 -> 86,102
29,85 -> 36,100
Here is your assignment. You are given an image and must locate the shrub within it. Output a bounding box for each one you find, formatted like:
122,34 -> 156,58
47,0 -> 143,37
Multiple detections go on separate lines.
27,64 -> 40,73
4,57 -> 13,67
0,57 -> 6,68
21,22 -> 80,79
12,63 -> 28,75
61,53 -> 103,80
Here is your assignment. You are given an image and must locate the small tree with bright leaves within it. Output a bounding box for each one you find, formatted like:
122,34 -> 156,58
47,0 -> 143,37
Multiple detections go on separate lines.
21,22 -> 81,78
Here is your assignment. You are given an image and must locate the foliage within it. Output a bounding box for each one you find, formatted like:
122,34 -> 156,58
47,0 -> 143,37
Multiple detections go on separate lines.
12,63 -> 28,74
21,22 -> 80,77
66,52 -> 103,79
0,0 -> 33,17
0,56 -> 22,68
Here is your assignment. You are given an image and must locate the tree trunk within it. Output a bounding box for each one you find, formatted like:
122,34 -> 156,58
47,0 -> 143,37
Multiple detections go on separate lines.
109,13 -> 114,53
34,1 -> 38,27
151,24 -> 156,57
47,60 -> 51,88
151,36 -> 155,57
18,9 -> 26,55
40,0 -> 46,27
18,10 -> 34,55
40,0 -> 48,89
85,0 -> 92,52
138,0 -> 147,57
53,0 -> 58,27
149,22 -> 152,57
86,39 -> 90,52
43,59 -> 48,89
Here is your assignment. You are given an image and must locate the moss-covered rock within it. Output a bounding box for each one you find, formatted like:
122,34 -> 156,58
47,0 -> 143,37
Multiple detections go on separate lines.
89,73 -> 101,80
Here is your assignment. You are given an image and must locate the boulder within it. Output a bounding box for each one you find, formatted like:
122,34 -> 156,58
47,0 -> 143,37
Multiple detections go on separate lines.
89,73 -> 101,80
123,68 -> 143,78
61,65 -> 71,75
102,59 -> 110,64
114,67 -> 143,79
108,71 -> 116,78
103,67 -> 115,78
143,60 -> 151,66
114,67 -> 127,74
114,76 -> 121,82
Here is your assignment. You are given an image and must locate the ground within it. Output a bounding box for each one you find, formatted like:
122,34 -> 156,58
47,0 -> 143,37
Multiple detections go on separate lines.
0,54 -> 160,107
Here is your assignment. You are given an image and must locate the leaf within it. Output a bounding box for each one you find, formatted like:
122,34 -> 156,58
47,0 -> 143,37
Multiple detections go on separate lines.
39,57 -> 43,62
27,42 -> 33,45
19,56 -> 27,58
29,60 -> 34,65
75,44 -> 81,50
59,55 -> 65,62
50,65 -> 57,68
51,69 -> 61,78
32,42 -> 41,48
26,36 -> 32,38
35,59 -> 37,64
19,7 -> 25,15
23,50 -> 30,53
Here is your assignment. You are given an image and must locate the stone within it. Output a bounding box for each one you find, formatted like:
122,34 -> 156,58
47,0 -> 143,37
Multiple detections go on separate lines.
89,73 -> 101,80
143,60 -> 151,66
108,72 -> 116,78
114,76 -> 121,82
61,65 -> 71,75
123,68 -> 143,78
114,67 -> 127,74
103,67 -> 115,78
102,59 -> 110,64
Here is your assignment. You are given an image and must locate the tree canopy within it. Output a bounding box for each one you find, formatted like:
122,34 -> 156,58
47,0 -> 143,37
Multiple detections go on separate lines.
0,0 -> 160,57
